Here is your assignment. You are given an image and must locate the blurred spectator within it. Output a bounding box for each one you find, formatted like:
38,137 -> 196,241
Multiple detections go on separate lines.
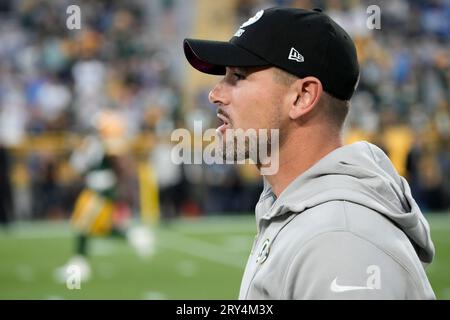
0,145 -> 13,226
31,154 -> 64,219
150,137 -> 185,222
0,0 -> 448,221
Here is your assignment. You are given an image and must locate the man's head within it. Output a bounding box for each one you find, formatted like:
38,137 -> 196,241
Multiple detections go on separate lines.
208,65 -> 349,161
183,7 -> 358,163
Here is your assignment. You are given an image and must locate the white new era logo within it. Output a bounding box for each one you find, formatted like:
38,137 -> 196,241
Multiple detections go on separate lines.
288,47 -> 304,62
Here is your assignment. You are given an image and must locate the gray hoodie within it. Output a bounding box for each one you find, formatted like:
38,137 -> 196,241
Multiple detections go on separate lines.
239,141 -> 435,299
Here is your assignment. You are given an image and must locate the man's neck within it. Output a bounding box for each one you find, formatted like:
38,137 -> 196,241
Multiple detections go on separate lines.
262,130 -> 343,197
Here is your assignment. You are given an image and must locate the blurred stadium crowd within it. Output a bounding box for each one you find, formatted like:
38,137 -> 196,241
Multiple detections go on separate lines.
0,0 -> 449,227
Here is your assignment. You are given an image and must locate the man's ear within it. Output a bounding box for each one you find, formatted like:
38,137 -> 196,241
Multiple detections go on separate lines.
288,77 -> 323,120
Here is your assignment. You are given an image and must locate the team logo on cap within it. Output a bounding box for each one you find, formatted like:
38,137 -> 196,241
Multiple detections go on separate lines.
234,9 -> 264,37
241,9 -> 264,28
288,47 -> 304,63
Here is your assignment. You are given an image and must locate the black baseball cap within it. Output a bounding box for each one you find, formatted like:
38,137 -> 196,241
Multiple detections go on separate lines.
184,7 -> 359,100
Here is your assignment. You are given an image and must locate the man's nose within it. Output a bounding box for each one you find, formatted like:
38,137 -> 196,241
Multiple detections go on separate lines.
208,81 -> 228,105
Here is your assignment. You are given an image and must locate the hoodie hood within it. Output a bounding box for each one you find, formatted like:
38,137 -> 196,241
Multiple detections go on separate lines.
256,141 -> 435,263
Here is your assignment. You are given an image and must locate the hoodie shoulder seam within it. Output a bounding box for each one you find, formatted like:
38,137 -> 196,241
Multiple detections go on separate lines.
362,141 -> 377,162
342,200 -> 349,230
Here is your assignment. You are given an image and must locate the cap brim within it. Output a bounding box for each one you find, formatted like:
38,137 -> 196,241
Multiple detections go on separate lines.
183,38 -> 268,75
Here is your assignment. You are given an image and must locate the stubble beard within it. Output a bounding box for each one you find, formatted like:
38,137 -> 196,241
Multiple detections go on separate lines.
216,110 -> 281,166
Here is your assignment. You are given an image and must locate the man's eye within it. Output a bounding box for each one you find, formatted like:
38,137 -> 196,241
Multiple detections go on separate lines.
233,72 -> 246,80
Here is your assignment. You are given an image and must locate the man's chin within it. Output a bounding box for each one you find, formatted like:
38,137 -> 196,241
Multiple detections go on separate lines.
215,124 -> 233,136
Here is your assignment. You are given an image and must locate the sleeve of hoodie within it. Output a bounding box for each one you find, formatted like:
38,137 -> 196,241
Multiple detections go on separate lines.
281,231 -> 420,299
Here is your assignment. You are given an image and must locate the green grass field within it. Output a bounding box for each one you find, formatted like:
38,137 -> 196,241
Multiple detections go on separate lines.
0,213 -> 449,299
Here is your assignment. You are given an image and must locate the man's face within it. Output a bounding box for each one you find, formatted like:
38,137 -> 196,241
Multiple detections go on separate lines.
209,66 -> 289,162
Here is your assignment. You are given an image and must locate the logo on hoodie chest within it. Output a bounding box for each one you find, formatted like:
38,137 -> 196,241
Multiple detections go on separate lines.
256,239 -> 271,264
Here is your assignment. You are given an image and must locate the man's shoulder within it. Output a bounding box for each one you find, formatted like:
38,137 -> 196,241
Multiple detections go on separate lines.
275,201 -> 426,280
278,201 -> 415,262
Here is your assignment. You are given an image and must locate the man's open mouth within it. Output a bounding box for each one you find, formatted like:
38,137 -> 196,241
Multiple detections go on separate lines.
216,112 -> 231,134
